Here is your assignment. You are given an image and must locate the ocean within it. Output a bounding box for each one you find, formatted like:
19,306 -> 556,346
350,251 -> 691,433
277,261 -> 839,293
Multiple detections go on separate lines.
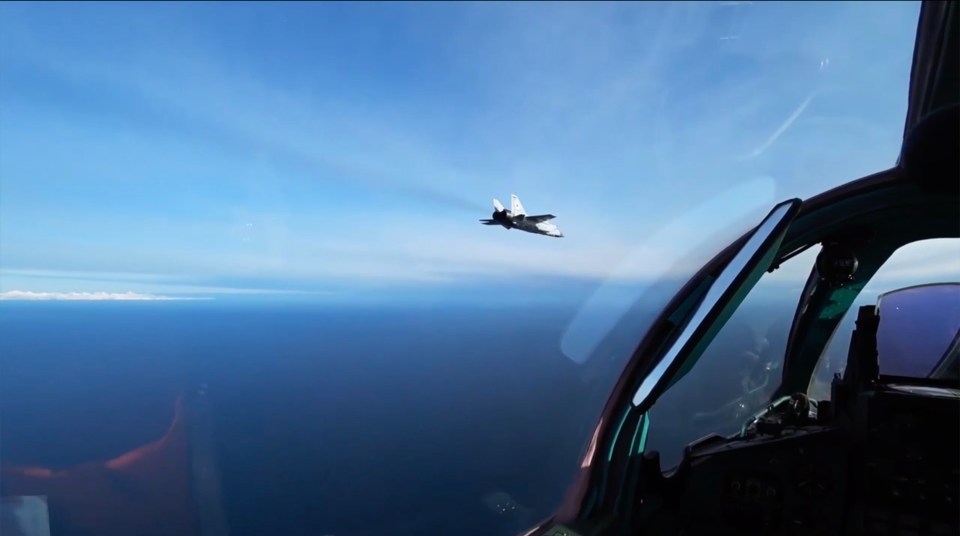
0,301 -> 631,536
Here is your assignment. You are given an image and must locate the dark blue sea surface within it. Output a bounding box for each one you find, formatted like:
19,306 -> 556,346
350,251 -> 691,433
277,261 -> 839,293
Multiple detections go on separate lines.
0,301 -> 633,535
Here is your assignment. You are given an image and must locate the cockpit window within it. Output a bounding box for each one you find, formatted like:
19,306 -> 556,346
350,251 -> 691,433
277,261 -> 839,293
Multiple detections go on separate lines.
643,245 -> 820,470
808,238 -> 960,399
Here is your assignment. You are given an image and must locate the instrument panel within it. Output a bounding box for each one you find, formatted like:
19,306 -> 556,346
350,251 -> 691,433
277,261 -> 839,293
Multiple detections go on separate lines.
636,383 -> 959,535
676,426 -> 847,535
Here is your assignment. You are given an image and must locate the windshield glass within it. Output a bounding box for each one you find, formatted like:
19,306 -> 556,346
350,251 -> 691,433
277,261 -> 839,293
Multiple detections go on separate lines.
810,239 -> 960,398
0,3 -> 921,535
645,245 -> 821,469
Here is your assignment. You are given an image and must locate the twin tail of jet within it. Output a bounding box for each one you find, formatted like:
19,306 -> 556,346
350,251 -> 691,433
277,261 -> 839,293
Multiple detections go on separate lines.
479,194 -> 563,238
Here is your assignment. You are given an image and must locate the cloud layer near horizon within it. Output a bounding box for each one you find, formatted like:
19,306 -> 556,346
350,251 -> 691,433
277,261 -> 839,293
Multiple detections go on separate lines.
0,290 -> 202,301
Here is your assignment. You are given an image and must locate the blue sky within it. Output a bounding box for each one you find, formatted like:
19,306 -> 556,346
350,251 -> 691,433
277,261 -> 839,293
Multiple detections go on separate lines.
0,1 -> 924,301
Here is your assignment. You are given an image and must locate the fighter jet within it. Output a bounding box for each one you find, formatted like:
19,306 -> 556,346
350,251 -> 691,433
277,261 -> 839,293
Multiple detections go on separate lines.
479,194 -> 564,238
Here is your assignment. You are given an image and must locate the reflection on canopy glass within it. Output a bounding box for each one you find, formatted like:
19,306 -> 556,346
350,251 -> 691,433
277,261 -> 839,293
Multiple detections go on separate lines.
876,283 -> 960,380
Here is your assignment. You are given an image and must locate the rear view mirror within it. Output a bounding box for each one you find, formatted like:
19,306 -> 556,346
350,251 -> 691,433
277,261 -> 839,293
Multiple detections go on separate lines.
876,283 -> 960,380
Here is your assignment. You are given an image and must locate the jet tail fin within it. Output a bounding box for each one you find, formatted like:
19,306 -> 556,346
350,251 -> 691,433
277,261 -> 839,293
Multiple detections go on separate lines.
510,194 -> 526,216
493,198 -> 505,212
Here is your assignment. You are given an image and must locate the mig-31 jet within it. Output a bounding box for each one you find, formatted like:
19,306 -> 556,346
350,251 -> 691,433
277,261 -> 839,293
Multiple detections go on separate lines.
479,194 -> 563,238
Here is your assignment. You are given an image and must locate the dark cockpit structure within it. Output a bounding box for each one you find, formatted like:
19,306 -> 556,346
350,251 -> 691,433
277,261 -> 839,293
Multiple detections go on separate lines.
635,283 -> 958,535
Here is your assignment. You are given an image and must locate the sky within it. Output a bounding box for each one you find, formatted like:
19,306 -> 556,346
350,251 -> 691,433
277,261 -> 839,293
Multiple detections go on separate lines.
0,1 -> 927,302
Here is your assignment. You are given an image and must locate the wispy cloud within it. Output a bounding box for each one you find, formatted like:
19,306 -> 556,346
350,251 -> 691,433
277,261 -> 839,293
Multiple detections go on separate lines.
1,176 -> 776,290
0,290 -> 202,301
744,91 -> 818,159
0,269 -> 334,297
866,239 -> 960,287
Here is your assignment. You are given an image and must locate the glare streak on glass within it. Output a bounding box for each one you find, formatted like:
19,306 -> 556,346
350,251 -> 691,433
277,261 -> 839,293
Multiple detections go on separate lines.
632,202 -> 795,407
561,178 -> 776,365
580,418 -> 604,469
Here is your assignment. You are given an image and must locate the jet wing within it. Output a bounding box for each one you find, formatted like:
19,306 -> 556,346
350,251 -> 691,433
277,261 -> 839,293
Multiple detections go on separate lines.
479,219 -> 500,225
524,214 -> 556,223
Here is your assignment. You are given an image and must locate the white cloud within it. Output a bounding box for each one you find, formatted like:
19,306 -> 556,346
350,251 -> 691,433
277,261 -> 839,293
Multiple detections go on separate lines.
0,290 -> 201,301
876,240 -> 960,278
0,268 -> 182,283
0,271 -> 334,297
863,239 -> 960,293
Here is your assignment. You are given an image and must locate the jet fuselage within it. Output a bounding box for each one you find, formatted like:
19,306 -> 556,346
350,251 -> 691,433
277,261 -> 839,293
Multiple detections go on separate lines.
481,195 -> 563,238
